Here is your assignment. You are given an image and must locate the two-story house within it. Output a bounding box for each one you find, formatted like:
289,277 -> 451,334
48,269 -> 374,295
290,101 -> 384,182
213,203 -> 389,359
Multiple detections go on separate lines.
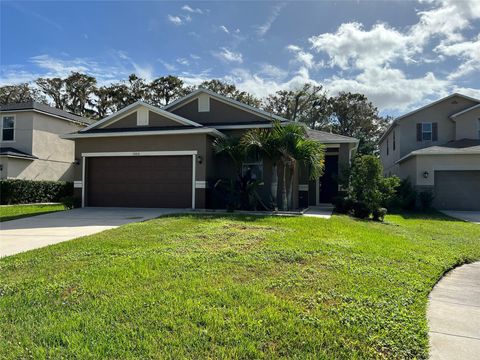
0,102 -> 92,181
379,93 -> 480,211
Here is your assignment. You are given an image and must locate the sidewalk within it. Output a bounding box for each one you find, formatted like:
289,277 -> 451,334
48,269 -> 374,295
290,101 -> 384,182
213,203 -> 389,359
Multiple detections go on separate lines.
428,262 -> 480,359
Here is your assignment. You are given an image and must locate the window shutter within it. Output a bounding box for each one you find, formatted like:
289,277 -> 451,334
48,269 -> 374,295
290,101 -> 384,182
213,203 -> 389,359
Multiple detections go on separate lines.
416,123 -> 422,141
432,122 -> 438,141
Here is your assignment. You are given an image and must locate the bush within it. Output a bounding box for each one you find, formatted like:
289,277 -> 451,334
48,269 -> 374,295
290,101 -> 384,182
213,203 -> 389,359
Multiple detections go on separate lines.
0,179 -> 73,204
60,196 -> 81,209
332,196 -> 354,214
372,207 -> 388,222
352,201 -> 370,219
385,178 -> 417,211
418,190 -> 434,211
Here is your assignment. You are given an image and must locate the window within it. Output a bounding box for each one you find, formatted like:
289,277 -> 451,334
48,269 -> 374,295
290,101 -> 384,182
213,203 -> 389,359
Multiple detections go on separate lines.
478,119 -> 480,139
422,122 -> 432,141
242,154 -> 263,181
2,116 -> 15,141
386,137 -> 389,155
393,130 -> 396,151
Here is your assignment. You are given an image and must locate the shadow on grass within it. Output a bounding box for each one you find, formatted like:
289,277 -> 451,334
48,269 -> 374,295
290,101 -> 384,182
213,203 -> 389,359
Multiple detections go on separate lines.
394,210 -> 462,222
0,210 -> 65,223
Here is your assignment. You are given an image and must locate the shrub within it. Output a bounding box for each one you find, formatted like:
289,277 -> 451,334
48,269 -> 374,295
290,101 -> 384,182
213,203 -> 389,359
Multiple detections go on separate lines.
352,201 -> 370,219
332,196 -> 354,214
372,207 -> 388,222
418,190 -> 434,211
385,178 -> 417,211
0,179 -> 73,204
60,196 -> 81,209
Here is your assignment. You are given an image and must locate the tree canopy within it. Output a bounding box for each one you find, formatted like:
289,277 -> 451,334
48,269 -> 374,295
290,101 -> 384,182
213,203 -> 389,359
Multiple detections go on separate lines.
1,73 -> 390,154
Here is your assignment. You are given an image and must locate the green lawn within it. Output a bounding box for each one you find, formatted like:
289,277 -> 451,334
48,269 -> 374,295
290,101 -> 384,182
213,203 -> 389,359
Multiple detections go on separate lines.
0,213 -> 478,359
0,204 -> 65,222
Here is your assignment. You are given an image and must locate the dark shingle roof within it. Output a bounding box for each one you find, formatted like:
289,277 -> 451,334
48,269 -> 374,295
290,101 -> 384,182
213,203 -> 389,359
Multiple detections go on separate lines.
0,147 -> 37,160
306,128 -> 358,144
0,102 -> 93,125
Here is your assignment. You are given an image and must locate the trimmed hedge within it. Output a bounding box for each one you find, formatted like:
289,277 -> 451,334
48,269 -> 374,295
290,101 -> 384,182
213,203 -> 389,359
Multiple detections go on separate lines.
0,179 -> 73,205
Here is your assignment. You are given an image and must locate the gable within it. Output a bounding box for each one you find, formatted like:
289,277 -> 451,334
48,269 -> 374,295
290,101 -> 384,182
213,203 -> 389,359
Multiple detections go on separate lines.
171,97 -> 270,125
103,110 -> 187,129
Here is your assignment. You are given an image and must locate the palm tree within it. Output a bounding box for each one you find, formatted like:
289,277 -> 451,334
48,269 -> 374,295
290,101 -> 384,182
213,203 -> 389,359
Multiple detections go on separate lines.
241,128 -> 281,210
212,136 -> 245,176
273,122 -> 325,210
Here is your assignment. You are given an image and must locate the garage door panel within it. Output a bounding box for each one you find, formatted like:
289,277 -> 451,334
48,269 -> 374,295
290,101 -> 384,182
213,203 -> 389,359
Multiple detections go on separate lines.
434,170 -> 480,210
86,156 -> 192,208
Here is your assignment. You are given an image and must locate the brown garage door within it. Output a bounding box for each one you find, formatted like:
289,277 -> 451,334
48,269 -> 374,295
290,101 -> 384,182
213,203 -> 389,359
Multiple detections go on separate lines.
86,156 -> 192,208
434,170 -> 480,210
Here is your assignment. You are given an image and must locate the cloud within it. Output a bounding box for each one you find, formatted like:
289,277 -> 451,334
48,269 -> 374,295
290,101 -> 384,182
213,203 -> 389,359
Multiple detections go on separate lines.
213,48 -> 243,63
182,4 -> 203,14
7,2 -> 63,30
190,54 -> 201,60
257,64 -> 288,80
436,35 -> 480,79
287,45 -> 316,69
219,25 -> 230,34
177,58 -> 190,66
158,60 -> 177,72
167,14 -> 192,25
256,2 -> 286,37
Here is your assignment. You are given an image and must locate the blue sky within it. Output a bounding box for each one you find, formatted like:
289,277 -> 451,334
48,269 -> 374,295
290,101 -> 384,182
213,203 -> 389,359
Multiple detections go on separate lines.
1,0 -> 479,116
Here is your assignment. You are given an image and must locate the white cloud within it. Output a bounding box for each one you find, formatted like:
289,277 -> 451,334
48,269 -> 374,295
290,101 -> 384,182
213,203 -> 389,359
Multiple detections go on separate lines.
257,64 -> 288,80
190,54 -> 201,60
213,48 -> 243,63
219,25 -> 229,34
436,35 -> 480,79
257,2 -> 286,37
177,58 -> 190,66
158,60 -> 177,72
182,4 -> 203,14
167,15 -> 183,25
287,45 -> 316,69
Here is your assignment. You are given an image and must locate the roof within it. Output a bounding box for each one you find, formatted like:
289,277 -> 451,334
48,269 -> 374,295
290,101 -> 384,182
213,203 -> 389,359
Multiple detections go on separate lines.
163,88 -> 289,122
397,139 -> 480,163
0,147 -> 37,160
0,102 -> 93,125
306,128 -> 359,144
450,103 -> 480,119
379,93 -> 480,143
62,127 -> 225,139
80,101 -> 202,132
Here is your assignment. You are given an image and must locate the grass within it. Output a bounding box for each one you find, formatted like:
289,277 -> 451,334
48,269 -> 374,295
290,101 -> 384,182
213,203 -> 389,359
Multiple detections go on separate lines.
0,204 -> 65,222
0,212 -> 479,359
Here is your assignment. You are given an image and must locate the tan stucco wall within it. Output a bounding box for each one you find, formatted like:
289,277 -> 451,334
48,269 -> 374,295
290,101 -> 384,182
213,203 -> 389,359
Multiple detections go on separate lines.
454,106 -> 480,140
379,124 -> 401,176
0,111 -> 34,155
403,154 -> 480,186
396,95 -> 478,158
0,111 -> 83,181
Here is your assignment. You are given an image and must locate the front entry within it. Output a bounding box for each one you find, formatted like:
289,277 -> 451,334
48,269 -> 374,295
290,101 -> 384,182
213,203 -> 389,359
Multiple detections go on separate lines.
319,155 -> 339,203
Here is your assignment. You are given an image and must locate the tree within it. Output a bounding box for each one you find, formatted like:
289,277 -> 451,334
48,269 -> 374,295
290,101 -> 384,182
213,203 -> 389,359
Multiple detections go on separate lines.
36,77 -> 67,109
148,75 -> 186,106
64,72 -> 97,117
199,79 -> 261,107
93,86 -> 117,118
0,83 -> 47,105
328,92 -> 389,155
263,84 -> 330,128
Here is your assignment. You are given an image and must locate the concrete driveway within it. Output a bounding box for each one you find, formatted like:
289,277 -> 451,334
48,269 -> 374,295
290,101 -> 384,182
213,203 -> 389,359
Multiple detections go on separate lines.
441,211 -> 480,224
0,207 -> 182,258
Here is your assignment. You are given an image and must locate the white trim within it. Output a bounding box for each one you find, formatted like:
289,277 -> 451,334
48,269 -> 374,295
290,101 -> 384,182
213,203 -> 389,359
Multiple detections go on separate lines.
397,149 -> 480,163
195,181 -> 208,189
81,150 -> 198,157
324,144 -> 340,148
164,89 -> 288,122
80,151 -> 198,209
81,157 -> 86,207
81,101 -> 203,132
62,127 -> 226,139
1,114 -> 16,142
0,154 -> 35,161
450,103 -> 480,119
192,155 -> 196,209
298,184 -> 309,191
74,181 -> 82,188
213,123 -> 275,129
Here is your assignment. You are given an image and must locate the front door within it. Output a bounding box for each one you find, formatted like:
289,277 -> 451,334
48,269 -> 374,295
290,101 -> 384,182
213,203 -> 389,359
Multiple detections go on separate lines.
319,155 -> 339,203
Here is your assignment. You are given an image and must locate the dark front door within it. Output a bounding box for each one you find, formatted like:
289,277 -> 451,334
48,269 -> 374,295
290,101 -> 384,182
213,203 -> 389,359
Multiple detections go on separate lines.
319,155 -> 339,203
86,156 -> 192,208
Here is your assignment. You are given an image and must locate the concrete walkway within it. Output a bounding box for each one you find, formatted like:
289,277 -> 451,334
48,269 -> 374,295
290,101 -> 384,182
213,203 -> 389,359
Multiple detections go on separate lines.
303,204 -> 334,218
0,207 -> 182,257
428,262 -> 480,359
441,211 -> 480,224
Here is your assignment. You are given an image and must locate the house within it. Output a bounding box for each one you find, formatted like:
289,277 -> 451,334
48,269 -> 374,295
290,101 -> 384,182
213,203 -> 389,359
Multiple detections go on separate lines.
63,89 -> 358,209
379,93 -> 480,210
0,102 -> 92,181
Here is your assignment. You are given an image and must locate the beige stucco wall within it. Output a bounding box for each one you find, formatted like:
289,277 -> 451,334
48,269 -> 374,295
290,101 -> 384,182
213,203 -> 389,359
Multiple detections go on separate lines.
454,106 -> 480,140
379,124 -> 401,176
0,110 -> 84,181
396,95 -> 477,158
402,154 -> 480,186
0,111 -> 34,155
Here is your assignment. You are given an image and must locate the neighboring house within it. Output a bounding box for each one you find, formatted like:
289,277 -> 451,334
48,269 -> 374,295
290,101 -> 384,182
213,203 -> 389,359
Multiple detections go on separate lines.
0,102 -> 92,181
63,89 -> 358,209
379,93 -> 480,210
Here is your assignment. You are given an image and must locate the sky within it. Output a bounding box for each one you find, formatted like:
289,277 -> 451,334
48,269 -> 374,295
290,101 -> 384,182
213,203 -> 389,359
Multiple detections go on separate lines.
1,0 -> 479,116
